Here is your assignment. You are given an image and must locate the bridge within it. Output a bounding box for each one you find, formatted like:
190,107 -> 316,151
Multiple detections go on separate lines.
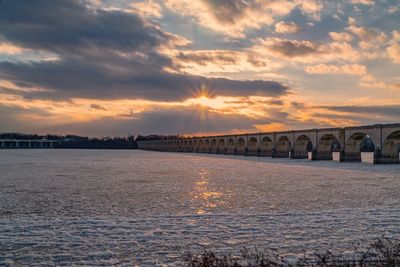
137,123 -> 400,164
0,139 -> 61,149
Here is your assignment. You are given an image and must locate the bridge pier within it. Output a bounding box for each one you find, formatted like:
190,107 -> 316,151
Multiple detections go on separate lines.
307,149 -> 317,160
360,151 -> 377,164
332,151 -> 344,162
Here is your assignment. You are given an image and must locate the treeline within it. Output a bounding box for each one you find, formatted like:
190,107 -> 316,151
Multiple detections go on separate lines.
0,132 -> 183,149
56,135 -> 137,149
135,134 -> 183,141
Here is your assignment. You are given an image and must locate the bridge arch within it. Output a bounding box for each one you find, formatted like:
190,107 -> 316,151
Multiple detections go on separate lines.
275,135 -> 291,157
345,132 -> 375,161
382,130 -> 400,161
171,141 -> 176,151
198,139 -> 204,152
205,139 -> 210,153
210,138 -> 218,153
247,137 -> 258,156
346,132 -> 375,152
236,137 -> 246,155
226,138 -> 235,154
177,140 -> 182,151
317,134 -> 340,159
192,140 -> 197,151
188,140 -> 193,152
184,140 -> 189,152
293,135 -> 313,159
260,136 -> 272,156
217,138 -> 225,153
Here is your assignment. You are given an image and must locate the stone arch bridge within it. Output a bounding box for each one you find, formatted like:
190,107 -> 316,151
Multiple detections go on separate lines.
138,123 -> 400,164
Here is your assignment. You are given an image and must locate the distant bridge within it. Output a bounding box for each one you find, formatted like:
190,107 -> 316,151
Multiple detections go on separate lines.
137,123 -> 400,164
0,139 -> 61,149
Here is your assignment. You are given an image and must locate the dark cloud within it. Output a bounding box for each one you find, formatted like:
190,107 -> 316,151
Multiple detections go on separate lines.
177,51 -> 240,66
0,0 -> 166,54
0,0 -> 288,101
224,98 -> 284,106
0,59 -> 288,100
291,101 -> 306,108
268,39 -> 320,57
90,104 -> 107,111
319,105 -> 400,117
203,0 -> 248,25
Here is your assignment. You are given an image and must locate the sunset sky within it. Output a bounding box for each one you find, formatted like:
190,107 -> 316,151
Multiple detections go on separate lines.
0,0 -> 399,137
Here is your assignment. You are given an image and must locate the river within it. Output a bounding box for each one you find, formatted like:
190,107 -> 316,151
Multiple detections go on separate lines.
0,150 -> 399,265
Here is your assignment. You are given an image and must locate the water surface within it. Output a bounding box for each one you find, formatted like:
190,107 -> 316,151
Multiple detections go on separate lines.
0,150 -> 399,265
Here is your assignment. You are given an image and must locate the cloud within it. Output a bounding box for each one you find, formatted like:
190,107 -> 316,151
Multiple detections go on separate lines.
252,37 -> 360,63
172,49 -> 283,77
329,32 -> 353,42
90,103 -> 108,111
0,41 -> 26,55
359,75 -> 400,90
319,105 -> 400,118
130,0 -> 162,18
0,0 -> 169,54
388,5 -> 399,14
163,0 -> 322,38
0,0 -> 288,101
304,64 -> 367,75
297,0 -> 323,20
387,43 -> 400,63
387,31 -> 400,63
259,38 -> 321,58
163,0 -> 273,38
303,64 -> 399,91
348,25 -> 387,44
176,50 -> 241,66
350,0 -> 374,6
275,21 -> 301,34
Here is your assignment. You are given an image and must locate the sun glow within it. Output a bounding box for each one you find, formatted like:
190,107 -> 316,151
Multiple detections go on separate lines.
190,169 -> 225,215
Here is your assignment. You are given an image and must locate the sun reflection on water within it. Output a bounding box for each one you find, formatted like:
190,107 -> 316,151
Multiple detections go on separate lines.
190,169 -> 225,215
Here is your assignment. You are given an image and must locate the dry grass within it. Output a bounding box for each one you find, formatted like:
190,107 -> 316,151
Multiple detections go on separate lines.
182,237 -> 400,267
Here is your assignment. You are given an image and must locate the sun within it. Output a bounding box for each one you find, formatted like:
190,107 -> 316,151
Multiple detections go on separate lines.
194,84 -> 212,99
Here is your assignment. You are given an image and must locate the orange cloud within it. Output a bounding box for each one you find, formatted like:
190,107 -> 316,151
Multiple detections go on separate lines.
329,32 -> 353,42
305,64 -> 367,75
387,43 -> 400,63
130,0 -> 162,18
0,41 -> 25,55
359,75 -> 400,90
348,25 -> 387,43
350,0 -> 374,5
171,49 -> 283,77
387,31 -> 400,63
163,0 -> 322,38
275,21 -> 301,34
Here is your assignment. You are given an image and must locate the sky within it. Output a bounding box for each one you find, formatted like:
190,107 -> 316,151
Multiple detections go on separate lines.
0,0 -> 399,137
